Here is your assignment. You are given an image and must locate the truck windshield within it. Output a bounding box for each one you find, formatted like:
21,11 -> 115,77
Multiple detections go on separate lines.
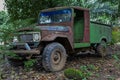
39,9 -> 72,24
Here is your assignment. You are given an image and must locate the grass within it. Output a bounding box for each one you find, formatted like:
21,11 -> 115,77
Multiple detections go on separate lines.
64,65 -> 97,80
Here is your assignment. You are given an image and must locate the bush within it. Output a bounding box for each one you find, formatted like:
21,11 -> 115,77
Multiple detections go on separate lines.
111,27 -> 120,44
64,68 -> 84,80
112,54 -> 120,61
0,18 -> 37,69
24,59 -> 36,71
64,65 -> 96,80
0,18 -> 36,44
112,31 -> 120,44
112,54 -> 120,68
0,11 -> 8,25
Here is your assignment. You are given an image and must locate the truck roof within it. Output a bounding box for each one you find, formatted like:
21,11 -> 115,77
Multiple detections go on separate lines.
91,21 -> 112,27
41,6 -> 89,12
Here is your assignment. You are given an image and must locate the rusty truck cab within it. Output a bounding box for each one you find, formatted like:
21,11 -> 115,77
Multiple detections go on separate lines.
38,7 -> 90,52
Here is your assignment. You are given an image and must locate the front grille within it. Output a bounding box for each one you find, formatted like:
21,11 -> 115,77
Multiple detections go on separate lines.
19,34 -> 33,42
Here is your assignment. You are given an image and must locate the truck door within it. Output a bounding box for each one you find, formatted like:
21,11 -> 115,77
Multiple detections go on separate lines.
74,9 -> 84,43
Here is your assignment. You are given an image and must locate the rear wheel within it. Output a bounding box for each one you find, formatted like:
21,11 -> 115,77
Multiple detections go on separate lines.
42,42 -> 67,71
96,40 -> 107,57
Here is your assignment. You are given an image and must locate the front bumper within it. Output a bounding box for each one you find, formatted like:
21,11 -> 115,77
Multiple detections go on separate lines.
9,42 -> 40,54
11,49 -> 40,54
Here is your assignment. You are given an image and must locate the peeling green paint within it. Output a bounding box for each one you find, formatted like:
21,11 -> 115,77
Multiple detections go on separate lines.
74,43 -> 90,48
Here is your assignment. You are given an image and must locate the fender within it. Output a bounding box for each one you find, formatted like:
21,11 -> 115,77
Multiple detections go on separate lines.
41,33 -> 73,50
99,36 -> 107,42
41,34 -> 69,41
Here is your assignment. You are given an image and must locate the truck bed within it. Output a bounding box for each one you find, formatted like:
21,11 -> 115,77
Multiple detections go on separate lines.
90,21 -> 112,43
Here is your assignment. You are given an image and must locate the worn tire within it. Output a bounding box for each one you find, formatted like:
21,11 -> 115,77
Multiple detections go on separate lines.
42,42 -> 67,71
96,40 -> 107,57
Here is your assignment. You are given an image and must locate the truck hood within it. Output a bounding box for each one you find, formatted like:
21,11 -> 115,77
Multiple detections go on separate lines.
18,27 -> 36,32
18,26 -> 69,32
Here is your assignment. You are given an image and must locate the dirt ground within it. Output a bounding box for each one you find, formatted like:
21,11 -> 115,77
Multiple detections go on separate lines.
0,45 -> 120,80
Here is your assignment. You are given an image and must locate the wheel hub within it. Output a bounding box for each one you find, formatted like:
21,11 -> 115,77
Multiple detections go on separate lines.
52,51 -> 61,64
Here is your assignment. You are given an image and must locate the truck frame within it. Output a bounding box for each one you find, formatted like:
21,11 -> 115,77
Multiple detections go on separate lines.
9,6 -> 111,71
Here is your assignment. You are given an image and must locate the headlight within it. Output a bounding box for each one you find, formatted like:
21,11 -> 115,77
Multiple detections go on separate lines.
33,33 -> 41,42
13,36 -> 19,42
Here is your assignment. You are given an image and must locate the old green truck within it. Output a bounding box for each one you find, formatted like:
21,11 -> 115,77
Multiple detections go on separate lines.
9,6 -> 111,71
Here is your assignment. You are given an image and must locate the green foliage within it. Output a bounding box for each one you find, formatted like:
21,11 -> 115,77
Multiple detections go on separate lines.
112,53 -> 120,69
94,0 -> 120,25
24,59 -> 36,71
80,65 -> 94,78
87,64 -> 96,71
62,0 -> 91,8
64,65 -> 96,80
4,0 -> 65,21
0,18 -> 36,43
64,68 -> 84,80
0,11 -> 8,25
111,28 -> 120,44
5,0 -> 40,20
0,44 -> 21,60
99,0 -> 120,14
0,18 -> 36,67
107,76 -> 115,80
5,0 -> 92,21
0,10 -> 37,70
80,65 -> 96,71
90,1 -> 117,24
5,52 -> 22,60
4,0 -> 119,25
113,53 -> 120,62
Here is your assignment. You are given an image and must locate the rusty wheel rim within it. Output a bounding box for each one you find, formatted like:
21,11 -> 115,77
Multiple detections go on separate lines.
51,50 -> 61,65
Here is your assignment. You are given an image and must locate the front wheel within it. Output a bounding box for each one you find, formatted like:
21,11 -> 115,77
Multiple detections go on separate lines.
96,40 -> 107,57
42,42 -> 67,72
